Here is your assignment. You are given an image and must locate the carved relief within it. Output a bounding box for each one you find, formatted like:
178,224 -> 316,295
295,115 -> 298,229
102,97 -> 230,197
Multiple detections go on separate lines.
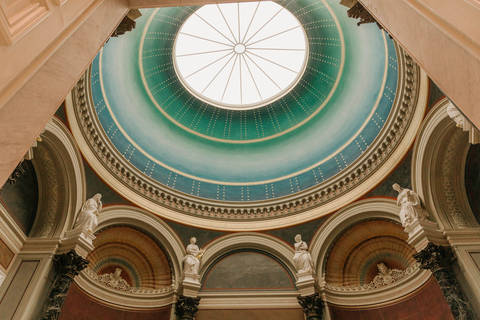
441,130 -> 468,228
36,144 -> 60,237
324,262 -> 420,291
83,267 -> 174,294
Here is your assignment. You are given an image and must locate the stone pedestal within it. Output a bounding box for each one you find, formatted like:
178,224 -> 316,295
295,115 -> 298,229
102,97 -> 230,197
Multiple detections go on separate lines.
405,219 -> 446,252
38,250 -> 89,320
297,292 -> 324,320
413,242 -> 478,320
61,228 -> 96,258
181,273 -> 201,297
296,271 -> 317,296
175,294 -> 201,320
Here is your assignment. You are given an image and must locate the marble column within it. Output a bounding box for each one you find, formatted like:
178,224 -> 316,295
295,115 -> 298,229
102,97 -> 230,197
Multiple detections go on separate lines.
38,250 -> 89,320
297,292 -> 324,320
175,294 -> 201,320
413,242 -> 478,320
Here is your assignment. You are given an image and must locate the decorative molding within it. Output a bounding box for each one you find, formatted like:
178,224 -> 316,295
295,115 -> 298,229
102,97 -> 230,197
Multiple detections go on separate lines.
197,290 -> 301,309
324,262 -> 420,291
110,10 -> 141,38
0,0 -> 50,46
446,101 -> 480,144
441,129 -> 467,228
84,267 -> 174,294
412,98 -> 479,231
67,45 -> 428,230
74,205 -> 183,308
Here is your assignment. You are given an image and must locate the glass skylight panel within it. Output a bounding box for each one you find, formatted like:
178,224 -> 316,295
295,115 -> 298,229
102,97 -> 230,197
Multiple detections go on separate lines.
174,1 -> 308,110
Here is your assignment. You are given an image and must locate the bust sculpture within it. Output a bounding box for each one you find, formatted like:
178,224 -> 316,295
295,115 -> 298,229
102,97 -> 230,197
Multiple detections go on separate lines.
183,237 -> 205,276
392,184 -> 428,229
293,234 -> 314,273
73,194 -> 102,233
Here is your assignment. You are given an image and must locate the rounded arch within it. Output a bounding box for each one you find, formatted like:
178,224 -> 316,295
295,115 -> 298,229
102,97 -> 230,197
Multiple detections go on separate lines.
310,198 -> 402,272
29,117 -> 86,238
412,98 -> 479,230
75,205 -> 184,308
199,233 -> 296,280
309,198 -> 430,305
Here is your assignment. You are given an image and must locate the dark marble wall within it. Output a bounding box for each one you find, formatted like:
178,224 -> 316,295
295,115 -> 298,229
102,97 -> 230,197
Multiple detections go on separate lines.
83,160 -> 132,207
0,160 -> 38,235
202,251 -> 295,290
427,80 -> 445,112
362,150 -> 412,200
465,143 -> 480,224
59,283 -> 171,320
329,277 -> 453,320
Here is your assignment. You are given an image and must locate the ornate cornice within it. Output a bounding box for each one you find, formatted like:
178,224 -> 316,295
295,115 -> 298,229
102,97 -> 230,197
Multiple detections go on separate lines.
68,44 -> 426,230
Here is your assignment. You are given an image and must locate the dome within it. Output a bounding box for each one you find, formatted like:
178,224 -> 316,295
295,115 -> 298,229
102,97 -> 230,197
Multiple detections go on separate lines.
69,0 -> 425,230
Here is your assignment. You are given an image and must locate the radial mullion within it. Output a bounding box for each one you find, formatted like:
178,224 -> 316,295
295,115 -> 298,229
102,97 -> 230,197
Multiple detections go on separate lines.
195,13 -> 236,45
242,54 -> 262,100
180,32 -> 233,47
244,7 -> 283,45
248,48 -> 305,51
201,52 -> 236,94
244,53 -> 281,90
185,51 -> 234,79
241,1 -> 261,43
239,54 -> 243,104
177,48 -> 232,58
221,54 -> 239,102
247,26 -> 300,46
246,50 -> 297,74
217,4 -> 238,43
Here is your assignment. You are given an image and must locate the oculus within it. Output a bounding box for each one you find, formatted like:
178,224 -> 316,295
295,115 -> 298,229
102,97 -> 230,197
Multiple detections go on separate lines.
173,2 -> 308,110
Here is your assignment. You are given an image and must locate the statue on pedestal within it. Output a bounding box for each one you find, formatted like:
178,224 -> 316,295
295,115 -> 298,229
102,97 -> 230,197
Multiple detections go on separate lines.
293,234 -> 314,273
392,184 -> 429,229
183,237 -> 205,276
73,194 -> 102,233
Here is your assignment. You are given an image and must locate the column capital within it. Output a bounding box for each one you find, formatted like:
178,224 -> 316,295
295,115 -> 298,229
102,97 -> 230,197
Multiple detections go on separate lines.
413,242 -> 455,273
53,250 -> 89,278
175,294 -> 201,320
297,292 -> 324,320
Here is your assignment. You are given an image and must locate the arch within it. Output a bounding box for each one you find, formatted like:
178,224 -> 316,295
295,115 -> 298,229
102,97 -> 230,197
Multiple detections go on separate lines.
412,98 -> 479,230
199,233 -> 296,281
309,198 -> 430,305
29,117 -> 86,238
74,205 -> 184,308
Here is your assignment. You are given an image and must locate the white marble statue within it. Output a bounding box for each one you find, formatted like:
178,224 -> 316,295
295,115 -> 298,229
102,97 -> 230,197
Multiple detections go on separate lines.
183,237 -> 205,276
293,234 -> 314,273
73,193 -> 102,233
392,184 -> 429,229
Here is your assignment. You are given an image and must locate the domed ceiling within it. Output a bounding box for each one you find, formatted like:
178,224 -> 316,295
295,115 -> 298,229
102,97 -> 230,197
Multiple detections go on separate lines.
68,0 -> 426,230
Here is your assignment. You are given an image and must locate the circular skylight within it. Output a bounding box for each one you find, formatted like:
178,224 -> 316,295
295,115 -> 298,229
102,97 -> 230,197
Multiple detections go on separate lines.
173,1 -> 308,110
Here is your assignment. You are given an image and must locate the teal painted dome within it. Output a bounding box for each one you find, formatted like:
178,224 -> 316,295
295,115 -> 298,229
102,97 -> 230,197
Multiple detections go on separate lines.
89,0 -> 397,202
